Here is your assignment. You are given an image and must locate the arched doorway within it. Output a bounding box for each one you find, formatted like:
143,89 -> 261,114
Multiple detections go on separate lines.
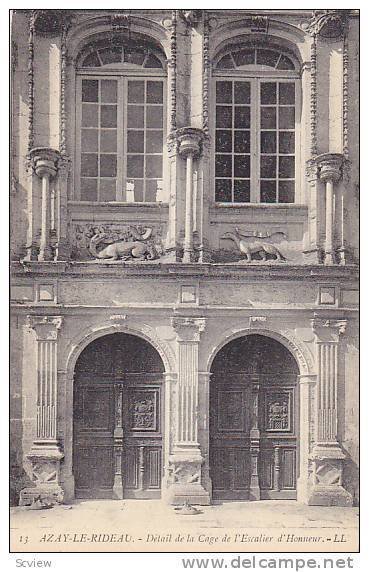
73,333 -> 164,499
209,334 -> 299,500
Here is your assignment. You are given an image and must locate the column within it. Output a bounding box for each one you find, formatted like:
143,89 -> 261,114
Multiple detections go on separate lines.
249,378 -> 261,501
308,317 -> 352,506
297,374 -> 316,503
165,317 -> 210,504
177,128 -> 204,263
20,315 -> 64,506
28,147 -> 60,261
316,153 -> 343,265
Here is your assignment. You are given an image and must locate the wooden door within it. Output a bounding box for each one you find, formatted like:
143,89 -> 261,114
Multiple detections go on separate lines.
74,375 -> 163,499
123,376 -> 163,498
210,373 -> 297,500
74,378 -> 115,498
210,374 -> 251,499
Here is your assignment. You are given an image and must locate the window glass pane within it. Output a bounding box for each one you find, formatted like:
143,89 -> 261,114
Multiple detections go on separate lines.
100,178 -> 117,201
80,178 -> 98,201
261,82 -> 277,104
144,53 -> 163,68
260,156 -> 276,178
216,130 -> 232,153
100,105 -> 117,128
233,48 -> 254,67
82,80 -> 99,102
261,131 -> 276,154
215,179 -> 232,202
260,180 -> 277,203
279,107 -> 295,129
234,180 -> 250,202
81,153 -> 98,177
215,155 -> 232,177
146,179 -> 161,202
127,130 -> 144,153
234,82 -> 250,104
127,105 -> 144,128
127,155 -> 144,178
100,130 -> 117,153
279,83 -> 295,104
260,107 -> 276,129
126,180 -> 143,202
216,54 -> 234,69
277,54 -> 295,70
82,104 -> 98,127
146,81 -> 163,103
146,131 -> 163,153
146,155 -> 163,178
234,155 -> 250,178
279,156 -> 295,178
100,154 -> 117,177
279,131 -> 295,154
257,49 -> 280,68
125,48 -> 145,66
234,131 -> 250,153
279,180 -> 295,203
81,129 -> 98,152
101,80 -> 117,103
216,106 -> 232,128
234,106 -> 250,128
216,81 -> 233,104
82,52 -> 101,67
146,105 -> 163,128
128,81 -> 145,103
99,47 -> 121,65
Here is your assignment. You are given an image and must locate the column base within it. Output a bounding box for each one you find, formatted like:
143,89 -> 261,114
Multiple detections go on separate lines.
19,442 -> 64,506
302,248 -> 324,264
308,443 -> 353,507
163,448 -> 211,505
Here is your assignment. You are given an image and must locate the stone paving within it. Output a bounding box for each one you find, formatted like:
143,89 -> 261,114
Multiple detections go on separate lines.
10,500 -> 359,553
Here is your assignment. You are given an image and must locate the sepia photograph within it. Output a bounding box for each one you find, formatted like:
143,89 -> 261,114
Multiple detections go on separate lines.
9,6 -> 359,558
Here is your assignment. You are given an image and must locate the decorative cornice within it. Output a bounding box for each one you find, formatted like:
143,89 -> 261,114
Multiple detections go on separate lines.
309,10 -> 348,39
171,316 -> 206,342
28,315 -> 63,340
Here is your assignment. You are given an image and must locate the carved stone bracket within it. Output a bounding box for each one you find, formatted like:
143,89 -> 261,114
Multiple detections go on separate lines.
309,10 -> 348,39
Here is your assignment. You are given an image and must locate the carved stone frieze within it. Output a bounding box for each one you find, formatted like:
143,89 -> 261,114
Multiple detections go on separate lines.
70,223 -> 165,261
219,228 -> 288,263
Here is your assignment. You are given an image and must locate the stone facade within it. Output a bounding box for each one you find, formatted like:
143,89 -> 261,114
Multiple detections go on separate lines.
10,9 -> 359,507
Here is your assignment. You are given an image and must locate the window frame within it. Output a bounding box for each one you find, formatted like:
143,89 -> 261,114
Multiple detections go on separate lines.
212,54 -> 301,206
74,64 -> 167,204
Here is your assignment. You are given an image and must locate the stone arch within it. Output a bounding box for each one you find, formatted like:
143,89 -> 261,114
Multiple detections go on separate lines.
209,18 -> 308,65
64,320 -> 176,380
205,326 -> 314,377
67,14 -> 171,63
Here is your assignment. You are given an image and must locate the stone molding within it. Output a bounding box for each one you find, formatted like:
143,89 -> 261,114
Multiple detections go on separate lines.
171,316 -> 206,342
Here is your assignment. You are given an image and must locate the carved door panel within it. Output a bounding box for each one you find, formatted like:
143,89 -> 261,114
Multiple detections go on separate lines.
123,379 -> 163,498
210,376 -> 251,499
74,380 -> 115,498
259,375 -> 298,499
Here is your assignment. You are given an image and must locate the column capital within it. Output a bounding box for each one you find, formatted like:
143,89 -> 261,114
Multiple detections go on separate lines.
29,147 -> 61,179
27,315 -> 63,340
171,316 -> 206,342
311,315 -> 347,341
309,10 -> 348,39
316,153 -> 344,184
167,128 -> 207,159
